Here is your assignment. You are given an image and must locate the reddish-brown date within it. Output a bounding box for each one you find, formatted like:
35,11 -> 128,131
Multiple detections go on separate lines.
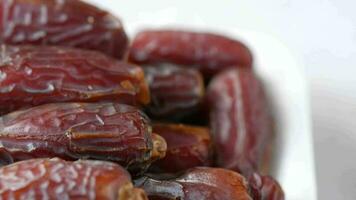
0,102 -> 167,173
135,167 -> 252,200
144,65 -> 204,120
0,0 -> 128,59
0,158 -> 147,200
0,45 -> 149,113
128,30 -> 253,78
149,123 -> 212,173
206,68 -> 273,176
0,147 -> 12,166
249,173 -> 285,200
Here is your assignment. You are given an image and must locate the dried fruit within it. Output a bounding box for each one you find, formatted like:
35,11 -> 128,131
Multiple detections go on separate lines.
149,123 -> 212,173
135,167 -> 252,200
0,0 -> 128,59
0,158 -> 147,200
129,30 -> 252,78
0,102 -> 166,173
0,45 -> 149,113
144,65 -> 204,120
249,173 -> 285,200
207,68 -> 273,176
0,148 -> 12,166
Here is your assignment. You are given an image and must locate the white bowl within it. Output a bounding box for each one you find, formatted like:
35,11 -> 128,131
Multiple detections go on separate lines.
87,1 -> 318,199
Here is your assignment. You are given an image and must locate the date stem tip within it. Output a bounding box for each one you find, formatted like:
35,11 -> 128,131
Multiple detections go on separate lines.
151,133 -> 167,160
118,183 -> 148,200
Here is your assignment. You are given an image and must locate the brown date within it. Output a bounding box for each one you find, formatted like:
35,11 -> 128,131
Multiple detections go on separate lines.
0,158 -> 147,200
128,30 -> 252,78
0,147 -> 12,166
144,65 -> 204,120
0,102 -> 167,173
206,68 -> 273,176
0,0 -> 128,59
149,123 -> 212,174
135,167 -> 252,200
249,173 -> 285,200
0,45 -> 149,113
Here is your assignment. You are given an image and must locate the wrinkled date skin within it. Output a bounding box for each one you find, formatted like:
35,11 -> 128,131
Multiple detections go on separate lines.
0,147 -> 12,166
0,45 -> 149,113
0,0 -> 128,59
144,65 -> 204,120
0,158 -> 148,200
249,173 -> 285,200
149,123 -> 212,173
0,102 -> 167,173
135,167 -> 252,200
207,68 -> 273,176
129,30 -> 253,78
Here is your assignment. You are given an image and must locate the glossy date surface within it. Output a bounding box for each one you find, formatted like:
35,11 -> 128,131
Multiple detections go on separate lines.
0,0 -> 128,59
0,45 -> 149,113
248,173 -> 285,200
149,123 -> 212,173
129,30 -> 253,78
0,158 -> 147,200
144,65 -> 204,120
207,68 -> 273,176
0,102 -> 166,173
135,167 -> 252,200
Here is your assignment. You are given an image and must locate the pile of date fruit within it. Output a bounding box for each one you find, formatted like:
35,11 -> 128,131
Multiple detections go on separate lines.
0,0 -> 285,199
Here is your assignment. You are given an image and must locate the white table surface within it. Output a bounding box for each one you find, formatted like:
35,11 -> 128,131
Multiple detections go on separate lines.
88,1 -> 356,199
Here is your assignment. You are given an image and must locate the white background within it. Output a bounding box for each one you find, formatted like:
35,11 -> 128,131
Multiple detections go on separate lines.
88,0 -> 356,199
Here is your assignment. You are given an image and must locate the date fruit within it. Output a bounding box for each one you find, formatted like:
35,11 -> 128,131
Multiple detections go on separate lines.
149,123 -> 212,173
0,45 -> 149,113
144,65 -> 204,120
129,30 -> 252,78
0,158 -> 147,200
207,68 -> 273,176
249,173 -> 285,200
0,102 -> 167,173
0,0 -> 128,59
0,147 -> 12,166
135,167 -> 252,200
